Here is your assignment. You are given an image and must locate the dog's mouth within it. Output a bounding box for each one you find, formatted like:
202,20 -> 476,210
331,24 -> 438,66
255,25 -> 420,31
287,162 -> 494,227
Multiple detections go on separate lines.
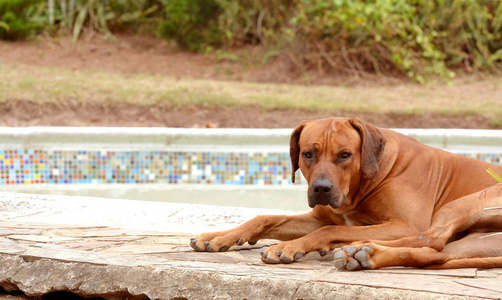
307,187 -> 346,209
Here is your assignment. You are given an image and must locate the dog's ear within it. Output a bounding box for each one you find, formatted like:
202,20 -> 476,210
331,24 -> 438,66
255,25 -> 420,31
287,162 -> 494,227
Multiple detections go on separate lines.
290,121 -> 310,183
349,118 -> 387,179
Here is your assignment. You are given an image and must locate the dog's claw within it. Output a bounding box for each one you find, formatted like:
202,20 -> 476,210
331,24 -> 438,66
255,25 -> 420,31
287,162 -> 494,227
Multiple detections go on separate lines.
205,241 -> 218,252
237,238 -> 244,246
190,238 -> 206,251
262,255 -> 280,264
319,250 -> 327,257
248,240 -> 257,245
260,251 -> 282,264
294,252 -> 305,260
280,255 -> 293,264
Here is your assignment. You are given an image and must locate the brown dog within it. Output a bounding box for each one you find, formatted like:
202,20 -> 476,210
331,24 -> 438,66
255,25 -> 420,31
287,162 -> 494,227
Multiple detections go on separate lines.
190,117 -> 502,270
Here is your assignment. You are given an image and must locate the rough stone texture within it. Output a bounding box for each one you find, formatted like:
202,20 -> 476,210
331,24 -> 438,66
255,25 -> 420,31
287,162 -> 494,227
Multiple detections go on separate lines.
0,253 -> 489,300
0,254 -> 303,299
1,251 -> 498,300
0,193 -> 501,299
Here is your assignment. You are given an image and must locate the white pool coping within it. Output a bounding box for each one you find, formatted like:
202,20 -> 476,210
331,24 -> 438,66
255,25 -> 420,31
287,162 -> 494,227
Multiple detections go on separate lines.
0,192 -> 303,234
0,127 -> 501,152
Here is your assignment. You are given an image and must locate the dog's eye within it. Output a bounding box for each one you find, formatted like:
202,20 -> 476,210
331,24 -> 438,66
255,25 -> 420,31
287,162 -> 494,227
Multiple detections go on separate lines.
339,152 -> 352,161
303,151 -> 314,160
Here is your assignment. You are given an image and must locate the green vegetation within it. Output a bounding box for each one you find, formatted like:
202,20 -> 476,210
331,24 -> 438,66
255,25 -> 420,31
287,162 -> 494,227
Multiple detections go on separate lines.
0,0 -> 164,41
158,0 -> 222,51
1,0 -> 501,82
0,0 -> 46,40
487,168 -> 502,184
1,64 -> 501,124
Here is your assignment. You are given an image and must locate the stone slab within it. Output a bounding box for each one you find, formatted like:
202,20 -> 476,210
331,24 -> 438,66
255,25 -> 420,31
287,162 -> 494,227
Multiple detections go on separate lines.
454,278 -> 502,293
314,272 -> 502,299
366,267 -> 478,278
0,229 -> 43,236
0,193 -> 500,299
7,235 -> 78,243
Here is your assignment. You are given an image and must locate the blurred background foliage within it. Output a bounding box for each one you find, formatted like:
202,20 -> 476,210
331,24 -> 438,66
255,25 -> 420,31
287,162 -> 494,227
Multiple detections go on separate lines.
1,0 -> 501,82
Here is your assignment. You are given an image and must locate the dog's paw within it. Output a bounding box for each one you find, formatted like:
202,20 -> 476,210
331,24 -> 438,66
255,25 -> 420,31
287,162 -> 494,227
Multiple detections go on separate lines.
190,232 -> 257,252
333,244 -> 376,270
260,240 -> 331,264
260,244 -> 303,264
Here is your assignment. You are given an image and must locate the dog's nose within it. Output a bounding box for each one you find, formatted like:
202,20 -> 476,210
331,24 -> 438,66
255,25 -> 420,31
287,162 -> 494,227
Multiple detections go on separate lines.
313,178 -> 333,195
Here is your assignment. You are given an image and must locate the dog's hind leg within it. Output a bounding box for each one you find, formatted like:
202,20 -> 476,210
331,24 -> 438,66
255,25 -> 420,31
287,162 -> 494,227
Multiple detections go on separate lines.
333,243 -> 450,270
425,232 -> 502,269
334,232 -> 502,270
334,184 -> 502,270
361,184 -> 502,251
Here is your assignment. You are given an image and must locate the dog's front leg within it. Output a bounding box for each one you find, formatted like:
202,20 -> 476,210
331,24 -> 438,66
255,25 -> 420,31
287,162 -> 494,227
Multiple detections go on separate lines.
261,221 -> 418,264
190,212 -> 327,252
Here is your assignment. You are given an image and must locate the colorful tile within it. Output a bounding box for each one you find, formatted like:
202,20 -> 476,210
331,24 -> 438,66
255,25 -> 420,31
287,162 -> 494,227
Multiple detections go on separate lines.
0,149 -> 500,186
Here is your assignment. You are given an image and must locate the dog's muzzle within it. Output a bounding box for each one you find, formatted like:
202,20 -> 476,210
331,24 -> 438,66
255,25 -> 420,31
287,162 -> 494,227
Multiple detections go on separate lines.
308,178 -> 346,209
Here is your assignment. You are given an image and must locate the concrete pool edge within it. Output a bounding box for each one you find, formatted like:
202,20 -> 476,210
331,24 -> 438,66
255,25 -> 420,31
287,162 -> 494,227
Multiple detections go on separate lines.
1,126 -> 502,151
0,192 -> 501,299
0,184 -> 310,211
0,192 -> 305,233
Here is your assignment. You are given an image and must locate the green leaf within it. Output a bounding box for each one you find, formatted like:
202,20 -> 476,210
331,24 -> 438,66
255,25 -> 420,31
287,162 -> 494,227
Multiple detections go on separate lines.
486,168 -> 502,184
97,2 -> 113,37
73,4 -> 89,42
0,21 -> 9,31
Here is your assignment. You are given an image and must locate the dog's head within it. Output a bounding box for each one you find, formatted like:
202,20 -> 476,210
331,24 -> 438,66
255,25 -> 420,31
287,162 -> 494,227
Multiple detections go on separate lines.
290,117 -> 386,209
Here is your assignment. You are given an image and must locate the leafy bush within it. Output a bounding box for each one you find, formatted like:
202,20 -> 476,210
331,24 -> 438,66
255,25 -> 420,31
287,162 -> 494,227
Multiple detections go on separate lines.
158,0 -> 502,82
293,0 -> 502,82
158,0 -> 222,51
0,0 -> 163,41
2,0 -> 501,82
45,0 -> 163,41
0,0 -> 46,40
107,0 -> 163,34
215,0 -> 295,47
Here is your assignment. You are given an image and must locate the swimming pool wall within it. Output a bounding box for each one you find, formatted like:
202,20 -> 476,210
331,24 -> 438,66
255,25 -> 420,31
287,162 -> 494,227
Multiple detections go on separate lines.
1,127 -> 501,210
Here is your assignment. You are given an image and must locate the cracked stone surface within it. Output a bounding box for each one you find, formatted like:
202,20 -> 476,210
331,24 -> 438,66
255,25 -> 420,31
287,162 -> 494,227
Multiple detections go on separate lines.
0,192 -> 501,299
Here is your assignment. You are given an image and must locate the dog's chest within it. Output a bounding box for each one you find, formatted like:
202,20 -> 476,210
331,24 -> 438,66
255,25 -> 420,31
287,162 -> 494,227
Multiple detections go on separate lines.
340,210 -> 376,226
342,212 -> 355,226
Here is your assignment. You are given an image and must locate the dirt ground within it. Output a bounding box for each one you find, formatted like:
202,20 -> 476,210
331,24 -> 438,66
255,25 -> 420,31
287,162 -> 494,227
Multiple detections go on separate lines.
0,34 -> 499,129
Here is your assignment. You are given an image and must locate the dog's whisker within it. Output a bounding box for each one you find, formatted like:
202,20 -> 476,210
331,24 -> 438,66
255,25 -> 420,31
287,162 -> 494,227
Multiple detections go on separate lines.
483,206 -> 502,211
479,232 -> 502,239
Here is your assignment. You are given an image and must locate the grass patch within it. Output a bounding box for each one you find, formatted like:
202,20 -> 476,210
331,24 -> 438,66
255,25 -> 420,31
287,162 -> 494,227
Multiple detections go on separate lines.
1,63 -> 501,123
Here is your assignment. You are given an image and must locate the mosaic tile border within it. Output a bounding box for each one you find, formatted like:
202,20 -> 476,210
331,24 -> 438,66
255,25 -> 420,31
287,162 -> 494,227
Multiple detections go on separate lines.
0,149 -> 501,186
0,149 -> 298,186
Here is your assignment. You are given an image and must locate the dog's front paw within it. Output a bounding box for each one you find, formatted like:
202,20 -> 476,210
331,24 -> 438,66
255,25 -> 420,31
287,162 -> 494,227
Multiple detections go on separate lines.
260,239 -> 331,264
190,231 -> 258,252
